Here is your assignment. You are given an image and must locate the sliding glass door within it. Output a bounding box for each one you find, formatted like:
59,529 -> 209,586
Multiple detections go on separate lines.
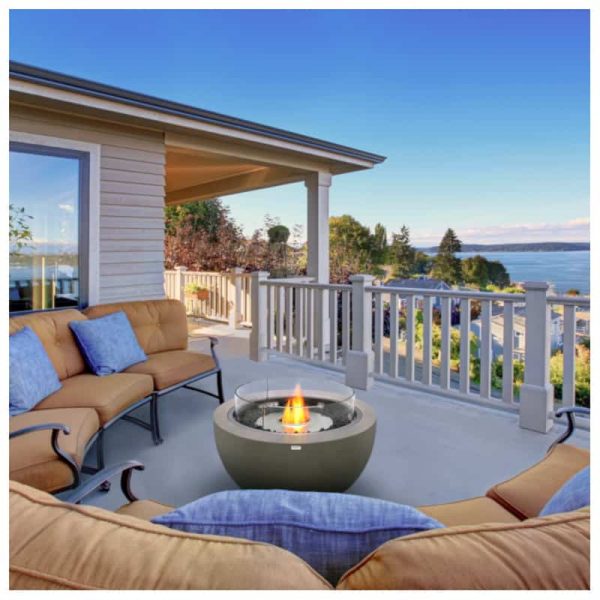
9,142 -> 89,313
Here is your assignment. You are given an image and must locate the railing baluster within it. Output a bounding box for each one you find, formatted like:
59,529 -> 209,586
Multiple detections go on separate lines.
422,296 -> 433,386
374,293 -> 383,374
459,298 -> 471,394
276,285 -> 284,352
341,290 -> 350,365
317,289 -> 327,362
266,285 -> 274,349
562,304 -> 576,407
480,299 -> 492,399
329,289 -> 338,364
306,287 -> 314,359
405,295 -> 415,382
285,286 -> 293,354
295,287 -> 304,357
389,293 -> 399,378
440,296 -> 451,390
502,301 -> 514,403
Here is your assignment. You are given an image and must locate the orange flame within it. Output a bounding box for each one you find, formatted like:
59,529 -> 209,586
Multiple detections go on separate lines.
281,384 -> 310,430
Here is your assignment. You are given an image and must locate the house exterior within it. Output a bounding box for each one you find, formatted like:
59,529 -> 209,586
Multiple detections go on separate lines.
9,61 -> 385,314
383,278 -> 453,310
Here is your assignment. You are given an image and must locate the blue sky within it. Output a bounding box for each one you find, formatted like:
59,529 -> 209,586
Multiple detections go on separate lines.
10,9 -> 590,245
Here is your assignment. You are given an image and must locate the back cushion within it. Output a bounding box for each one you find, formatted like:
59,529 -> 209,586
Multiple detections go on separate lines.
9,481 -> 331,590
9,310 -> 88,380
486,444 -> 590,519
337,511 -> 590,590
85,300 -> 188,355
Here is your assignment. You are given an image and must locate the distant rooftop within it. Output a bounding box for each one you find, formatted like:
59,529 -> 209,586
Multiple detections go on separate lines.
384,278 -> 451,290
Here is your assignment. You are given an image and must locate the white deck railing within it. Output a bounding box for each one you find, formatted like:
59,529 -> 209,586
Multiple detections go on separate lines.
248,272 -> 590,433
164,267 -> 252,327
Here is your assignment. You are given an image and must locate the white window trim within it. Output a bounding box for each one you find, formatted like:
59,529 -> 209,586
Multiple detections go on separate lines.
9,131 -> 101,306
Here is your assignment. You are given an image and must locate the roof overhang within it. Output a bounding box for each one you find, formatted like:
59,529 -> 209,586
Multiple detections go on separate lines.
9,61 -> 386,179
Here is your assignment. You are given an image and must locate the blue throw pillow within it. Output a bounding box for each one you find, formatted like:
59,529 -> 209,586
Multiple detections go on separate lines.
69,311 -> 147,376
10,326 -> 62,416
152,489 -> 443,584
539,466 -> 590,516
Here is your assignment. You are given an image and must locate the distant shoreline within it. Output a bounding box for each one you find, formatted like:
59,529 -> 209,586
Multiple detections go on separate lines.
418,242 -> 589,253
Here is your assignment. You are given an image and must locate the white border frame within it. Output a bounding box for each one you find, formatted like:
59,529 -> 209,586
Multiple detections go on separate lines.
9,130 -> 101,306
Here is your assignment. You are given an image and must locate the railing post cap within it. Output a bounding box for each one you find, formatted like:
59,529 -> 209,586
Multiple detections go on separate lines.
349,274 -> 375,284
251,271 -> 269,279
231,267 -> 244,274
174,265 -> 187,272
523,281 -> 549,291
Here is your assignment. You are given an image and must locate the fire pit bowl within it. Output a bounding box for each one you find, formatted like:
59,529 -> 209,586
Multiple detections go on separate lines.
213,378 -> 376,491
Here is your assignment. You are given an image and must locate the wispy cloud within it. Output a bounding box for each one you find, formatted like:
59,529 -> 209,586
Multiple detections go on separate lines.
58,203 -> 75,213
412,217 -> 590,247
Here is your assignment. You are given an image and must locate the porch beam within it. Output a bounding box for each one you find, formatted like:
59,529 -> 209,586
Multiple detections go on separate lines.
166,166 -> 306,205
305,172 -> 331,283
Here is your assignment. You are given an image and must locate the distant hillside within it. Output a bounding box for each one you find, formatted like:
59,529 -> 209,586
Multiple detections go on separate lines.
419,242 -> 590,253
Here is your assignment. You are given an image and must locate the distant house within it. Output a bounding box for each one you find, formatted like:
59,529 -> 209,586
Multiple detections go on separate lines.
384,278 -> 452,309
470,304 -> 562,361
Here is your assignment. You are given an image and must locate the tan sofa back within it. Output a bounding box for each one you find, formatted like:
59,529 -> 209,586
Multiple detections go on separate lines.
337,510 -> 590,590
9,310 -> 88,380
9,481 -> 331,590
85,299 -> 188,355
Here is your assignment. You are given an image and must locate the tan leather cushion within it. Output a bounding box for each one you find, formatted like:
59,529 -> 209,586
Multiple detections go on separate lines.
35,373 -> 153,425
116,499 -> 174,521
337,511 -> 590,590
125,350 -> 216,391
85,299 -> 188,355
486,444 -> 590,519
419,496 -> 520,527
9,482 -> 332,590
9,309 -> 88,380
10,408 -> 99,493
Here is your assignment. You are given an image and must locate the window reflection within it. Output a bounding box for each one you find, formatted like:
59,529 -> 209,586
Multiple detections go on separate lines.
9,148 -> 82,312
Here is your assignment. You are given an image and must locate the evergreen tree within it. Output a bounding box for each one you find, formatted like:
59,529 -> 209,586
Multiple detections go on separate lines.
390,225 -> 416,278
431,228 -> 463,285
371,223 -> 389,265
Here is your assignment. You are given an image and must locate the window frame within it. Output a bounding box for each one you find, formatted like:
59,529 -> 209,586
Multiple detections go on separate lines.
9,131 -> 100,313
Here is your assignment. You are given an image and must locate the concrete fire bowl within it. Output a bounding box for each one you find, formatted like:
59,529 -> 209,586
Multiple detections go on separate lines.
213,398 -> 376,492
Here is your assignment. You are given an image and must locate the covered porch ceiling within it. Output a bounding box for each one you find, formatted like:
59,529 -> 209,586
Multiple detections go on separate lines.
165,145 -> 310,206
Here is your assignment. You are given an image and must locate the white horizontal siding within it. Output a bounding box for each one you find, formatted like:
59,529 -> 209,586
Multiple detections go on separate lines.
11,105 -> 167,304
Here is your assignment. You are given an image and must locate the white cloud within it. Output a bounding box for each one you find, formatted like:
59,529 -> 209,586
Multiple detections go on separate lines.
412,217 -> 590,247
58,203 -> 75,213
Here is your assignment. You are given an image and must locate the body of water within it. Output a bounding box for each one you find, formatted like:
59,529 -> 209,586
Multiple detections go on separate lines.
457,250 -> 590,294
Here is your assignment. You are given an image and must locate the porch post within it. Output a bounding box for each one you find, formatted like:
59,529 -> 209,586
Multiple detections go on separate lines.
228,267 -> 244,329
519,282 -> 554,433
249,271 -> 269,362
345,274 -> 375,390
175,266 -> 187,303
305,172 -> 331,283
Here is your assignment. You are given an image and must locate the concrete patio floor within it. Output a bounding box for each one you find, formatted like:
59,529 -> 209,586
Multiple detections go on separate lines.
82,323 -> 589,512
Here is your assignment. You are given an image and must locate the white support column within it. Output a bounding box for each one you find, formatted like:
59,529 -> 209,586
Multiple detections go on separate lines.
228,267 -> 244,329
249,271 -> 269,362
519,282 -> 554,432
175,265 -> 187,303
305,172 -> 331,283
345,274 -> 375,390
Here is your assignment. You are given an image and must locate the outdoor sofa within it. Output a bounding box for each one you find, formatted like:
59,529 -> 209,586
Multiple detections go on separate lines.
9,299 -> 223,494
9,409 -> 589,590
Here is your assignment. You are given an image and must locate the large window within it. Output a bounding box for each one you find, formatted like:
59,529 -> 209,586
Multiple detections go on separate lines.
9,142 -> 89,313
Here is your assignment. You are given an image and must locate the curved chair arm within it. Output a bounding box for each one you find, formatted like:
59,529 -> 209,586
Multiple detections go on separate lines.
63,461 -> 145,505
548,407 -> 590,452
10,423 -> 80,491
189,334 -> 220,368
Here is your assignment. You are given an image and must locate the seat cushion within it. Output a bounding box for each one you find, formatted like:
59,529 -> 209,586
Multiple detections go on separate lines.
9,482 -> 332,590
419,497 -> 521,527
34,373 -> 153,425
486,444 -> 590,519
10,309 -> 88,380
85,299 -> 188,355
125,350 -> 216,391
10,408 -> 99,493
337,511 -> 590,590
116,499 -> 174,521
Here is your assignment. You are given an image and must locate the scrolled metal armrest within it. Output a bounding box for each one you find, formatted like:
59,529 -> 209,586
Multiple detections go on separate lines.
62,461 -> 145,505
9,422 -> 70,439
548,407 -> 590,452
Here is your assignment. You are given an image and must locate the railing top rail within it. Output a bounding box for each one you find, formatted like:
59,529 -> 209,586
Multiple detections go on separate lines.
367,285 -> 526,302
261,280 -> 352,291
165,269 -> 251,277
547,295 -> 590,308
